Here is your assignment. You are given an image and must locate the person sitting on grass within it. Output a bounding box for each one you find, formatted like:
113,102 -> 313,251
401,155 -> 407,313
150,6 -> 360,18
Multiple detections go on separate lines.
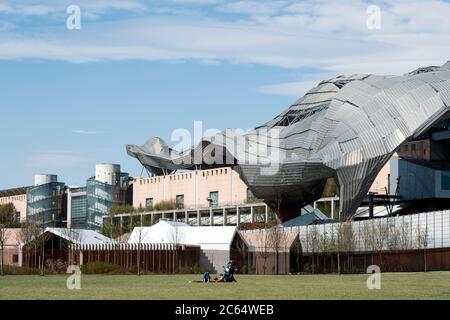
202,272 -> 212,283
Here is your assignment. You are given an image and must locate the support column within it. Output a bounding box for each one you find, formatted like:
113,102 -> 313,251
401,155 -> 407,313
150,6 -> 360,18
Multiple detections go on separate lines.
197,209 -> 201,227
185,211 -> 189,224
120,216 -> 123,234
140,214 -> 143,227
331,199 -> 335,220
18,244 -> 23,267
223,208 -> 227,226
236,206 -> 240,227
314,202 -> 317,209
210,208 -> 214,226
265,205 -> 269,223
173,211 -> 177,222
251,205 -> 255,223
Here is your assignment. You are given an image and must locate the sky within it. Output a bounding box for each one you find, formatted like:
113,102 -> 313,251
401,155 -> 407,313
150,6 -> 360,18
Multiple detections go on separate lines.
0,0 -> 450,189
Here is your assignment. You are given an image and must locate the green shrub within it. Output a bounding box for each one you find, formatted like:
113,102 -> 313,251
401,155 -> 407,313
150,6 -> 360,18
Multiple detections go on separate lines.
4,266 -> 44,275
81,262 -> 123,274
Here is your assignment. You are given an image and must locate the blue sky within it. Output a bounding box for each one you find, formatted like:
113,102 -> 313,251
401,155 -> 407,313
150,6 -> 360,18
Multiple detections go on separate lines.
1,0 -> 450,188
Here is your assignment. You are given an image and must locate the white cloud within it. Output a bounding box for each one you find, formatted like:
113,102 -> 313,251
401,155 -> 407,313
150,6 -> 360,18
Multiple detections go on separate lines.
0,0 -> 448,76
217,1 -> 286,15
20,5 -> 55,16
168,0 -> 222,4
0,0 -> 147,17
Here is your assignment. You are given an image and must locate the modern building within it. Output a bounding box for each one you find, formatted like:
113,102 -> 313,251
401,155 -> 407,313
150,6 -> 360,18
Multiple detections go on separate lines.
390,131 -> 450,206
85,164 -> 131,230
26,174 -> 67,227
0,187 -> 28,223
127,61 -> 450,222
67,187 -> 87,229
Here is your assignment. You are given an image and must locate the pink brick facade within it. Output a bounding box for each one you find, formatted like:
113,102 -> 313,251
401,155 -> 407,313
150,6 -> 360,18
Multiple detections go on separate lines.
133,167 -> 251,209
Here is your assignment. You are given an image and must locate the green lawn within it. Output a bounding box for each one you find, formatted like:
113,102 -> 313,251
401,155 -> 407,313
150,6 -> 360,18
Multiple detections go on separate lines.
1,272 -> 449,300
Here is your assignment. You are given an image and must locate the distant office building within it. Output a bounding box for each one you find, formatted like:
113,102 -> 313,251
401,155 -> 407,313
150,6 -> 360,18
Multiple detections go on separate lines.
27,174 -> 66,227
86,164 -> 131,230
67,187 -> 87,229
391,134 -> 450,203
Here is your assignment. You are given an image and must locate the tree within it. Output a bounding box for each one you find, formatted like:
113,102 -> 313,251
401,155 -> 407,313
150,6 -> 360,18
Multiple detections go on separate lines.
0,203 -> 17,276
0,226 -> 10,276
267,227 -> 288,275
132,212 -> 145,276
255,230 -> 271,275
167,223 -> 184,273
20,221 -> 37,269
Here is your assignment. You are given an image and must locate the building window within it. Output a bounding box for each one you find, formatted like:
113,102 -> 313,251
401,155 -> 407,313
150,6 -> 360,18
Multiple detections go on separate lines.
13,255 -> 19,263
15,212 -> 20,223
209,191 -> 219,208
176,195 -> 185,209
442,172 -> 450,191
145,198 -> 154,209
411,144 -> 416,152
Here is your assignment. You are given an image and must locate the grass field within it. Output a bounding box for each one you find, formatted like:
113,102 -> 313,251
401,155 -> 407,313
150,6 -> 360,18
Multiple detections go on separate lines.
1,272 -> 450,300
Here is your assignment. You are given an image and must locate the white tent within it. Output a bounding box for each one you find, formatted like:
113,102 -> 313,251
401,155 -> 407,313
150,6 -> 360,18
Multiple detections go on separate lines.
128,220 -> 240,272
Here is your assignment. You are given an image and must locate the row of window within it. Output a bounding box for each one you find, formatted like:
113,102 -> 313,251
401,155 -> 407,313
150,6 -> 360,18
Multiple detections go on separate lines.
138,169 -> 229,185
0,195 -> 26,203
401,143 -> 427,156
145,191 -> 220,210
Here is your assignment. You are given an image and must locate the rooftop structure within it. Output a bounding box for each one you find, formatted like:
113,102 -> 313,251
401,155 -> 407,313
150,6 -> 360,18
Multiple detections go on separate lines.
127,62 -> 450,222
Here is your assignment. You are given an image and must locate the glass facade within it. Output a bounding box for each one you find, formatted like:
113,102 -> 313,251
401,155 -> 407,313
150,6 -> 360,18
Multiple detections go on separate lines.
71,190 -> 88,229
86,173 -> 129,230
442,171 -> 450,191
27,182 -> 66,227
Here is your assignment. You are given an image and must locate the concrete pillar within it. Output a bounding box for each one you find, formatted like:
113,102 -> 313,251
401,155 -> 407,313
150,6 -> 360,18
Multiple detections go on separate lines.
331,199 -> 335,220
140,214 -> 143,227
120,216 -> 123,233
18,244 -> 23,267
210,208 -> 214,226
151,213 -> 154,226
251,205 -> 255,223
223,208 -> 227,226
197,209 -> 201,227
162,212 -> 166,220
314,201 -> 317,209
173,211 -> 177,222
236,206 -> 240,227
80,251 -> 84,266
185,211 -> 189,224
265,205 -> 269,223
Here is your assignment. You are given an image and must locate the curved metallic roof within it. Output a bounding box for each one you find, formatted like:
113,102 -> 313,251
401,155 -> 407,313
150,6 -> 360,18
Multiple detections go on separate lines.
127,61 -> 450,221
